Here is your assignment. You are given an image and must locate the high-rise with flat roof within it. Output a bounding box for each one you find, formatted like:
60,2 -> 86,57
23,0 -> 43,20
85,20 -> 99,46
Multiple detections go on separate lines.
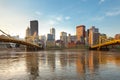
60,32 -> 67,46
50,28 -> 55,40
30,20 -> 38,36
47,34 -> 54,41
115,34 -> 120,40
76,25 -> 86,44
26,27 -> 31,37
89,26 -> 99,46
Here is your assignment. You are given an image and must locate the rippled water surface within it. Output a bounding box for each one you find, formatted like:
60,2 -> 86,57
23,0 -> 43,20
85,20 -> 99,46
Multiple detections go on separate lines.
0,50 -> 120,80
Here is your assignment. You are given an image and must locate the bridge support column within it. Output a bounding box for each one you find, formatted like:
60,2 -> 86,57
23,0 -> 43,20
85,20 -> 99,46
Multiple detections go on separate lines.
25,46 -> 41,51
25,46 -> 35,51
97,46 -> 109,51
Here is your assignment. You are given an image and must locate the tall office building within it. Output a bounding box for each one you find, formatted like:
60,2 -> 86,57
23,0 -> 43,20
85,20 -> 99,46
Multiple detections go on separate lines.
26,27 -> 31,37
46,33 -> 55,47
50,28 -> 55,40
47,34 -> 54,41
39,35 -> 46,41
85,29 -> 89,45
99,34 -> 107,43
67,34 -> 77,43
30,20 -> 38,36
60,32 -> 67,46
115,34 -> 120,40
76,25 -> 86,44
89,26 -> 99,46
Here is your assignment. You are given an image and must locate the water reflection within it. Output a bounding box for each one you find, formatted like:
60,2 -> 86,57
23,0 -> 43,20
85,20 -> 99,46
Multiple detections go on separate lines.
25,51 -> 120,80
76,53 -> 86,79
0,50 -> 120,80
26,52 -> 39,80
59,53 -> 67,67
98,51 -> 120,66
46,53 -> 56,71
78,51 -> 100,80
0,51 -> 27,80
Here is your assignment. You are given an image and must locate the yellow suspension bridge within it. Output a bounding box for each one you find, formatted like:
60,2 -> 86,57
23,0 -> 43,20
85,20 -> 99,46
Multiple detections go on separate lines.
0,29 -> 42,50
89,40 -> 120,50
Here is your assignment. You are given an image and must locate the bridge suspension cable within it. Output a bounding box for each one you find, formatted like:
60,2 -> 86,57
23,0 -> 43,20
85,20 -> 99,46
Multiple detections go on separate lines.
0,29 -> 11,38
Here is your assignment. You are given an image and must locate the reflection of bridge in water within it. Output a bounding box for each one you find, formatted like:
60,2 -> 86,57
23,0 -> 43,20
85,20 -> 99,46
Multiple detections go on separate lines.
0,29 -> 42,51
90,40 -> 120,50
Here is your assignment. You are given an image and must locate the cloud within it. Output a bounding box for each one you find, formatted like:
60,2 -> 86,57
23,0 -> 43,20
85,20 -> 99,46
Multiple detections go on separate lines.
48,20 -> 57,25
106,10 -> 120,16
35,11 -> 43,16
56,16 -> 63,22
99,0 -> 105,4
55,16 -> 71,21
91,9 -> 120,22
65,16 -> 71,20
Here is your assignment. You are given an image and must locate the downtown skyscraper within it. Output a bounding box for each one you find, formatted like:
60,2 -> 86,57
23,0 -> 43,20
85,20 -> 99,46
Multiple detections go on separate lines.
30,20 -> 38,36
89,26 -> 99,46
76,25 -> 86,44
50,27 -> 55,41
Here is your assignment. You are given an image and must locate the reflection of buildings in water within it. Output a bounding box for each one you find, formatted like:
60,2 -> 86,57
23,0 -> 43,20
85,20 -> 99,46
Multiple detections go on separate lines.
75,51 -> 120,80
47,53 -> 56,71
59,54 -> 68,67
98,51 -> 102,64
68,53 -> 77,65
99,51 -> 120,66
76,54 -> 86,76
59,52 -> 77,68
114,56 -> 120,66
87,51 -> 120,72
88,52 -> 94,72
39,53 -> 46,65
76,51 -> 100,79
26,53 -> 39,80
88,51 -> 99,73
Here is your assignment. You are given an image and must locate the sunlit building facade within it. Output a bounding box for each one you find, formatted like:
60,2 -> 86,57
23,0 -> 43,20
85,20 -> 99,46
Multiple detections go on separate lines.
26,27 -> 31,37
67,34 -> 77,43
89,26 -> 99,46
115,34 -> 120,40
60,32 -> 67,47
99,34 -> 107,43
76,25 -> 86,44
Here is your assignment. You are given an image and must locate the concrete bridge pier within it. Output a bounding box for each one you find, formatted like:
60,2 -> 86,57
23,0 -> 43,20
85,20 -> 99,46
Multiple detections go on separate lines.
97,46 -> 109,51
89,46 -> 109,51
25,46 -> 41,51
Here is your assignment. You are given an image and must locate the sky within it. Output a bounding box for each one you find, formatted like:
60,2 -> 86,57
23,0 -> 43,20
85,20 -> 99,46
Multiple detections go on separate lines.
0,0 -> 120,39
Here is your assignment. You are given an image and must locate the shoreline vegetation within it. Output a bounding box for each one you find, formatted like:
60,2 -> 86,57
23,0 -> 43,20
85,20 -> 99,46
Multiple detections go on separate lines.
0,48 -> 25,51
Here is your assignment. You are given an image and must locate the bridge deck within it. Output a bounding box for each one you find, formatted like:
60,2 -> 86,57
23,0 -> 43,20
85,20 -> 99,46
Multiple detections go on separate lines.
0,37 -> 40,48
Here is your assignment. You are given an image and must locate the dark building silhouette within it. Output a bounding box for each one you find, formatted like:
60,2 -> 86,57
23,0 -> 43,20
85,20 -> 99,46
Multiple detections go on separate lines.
30,20 -> 38,36
50,28 -> 55,41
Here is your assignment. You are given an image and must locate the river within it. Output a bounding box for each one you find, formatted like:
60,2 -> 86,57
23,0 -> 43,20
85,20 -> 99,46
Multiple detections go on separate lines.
0,49 -> 120,80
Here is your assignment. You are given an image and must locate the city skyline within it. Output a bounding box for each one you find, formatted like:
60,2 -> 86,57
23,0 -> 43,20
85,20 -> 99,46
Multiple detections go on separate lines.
0,0 -> 120,39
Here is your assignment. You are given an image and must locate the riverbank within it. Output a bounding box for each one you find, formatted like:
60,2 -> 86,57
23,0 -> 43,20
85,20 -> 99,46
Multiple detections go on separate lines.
0,48 -> 25,52
1,47 -> 120,52
44,46 -> 89,51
